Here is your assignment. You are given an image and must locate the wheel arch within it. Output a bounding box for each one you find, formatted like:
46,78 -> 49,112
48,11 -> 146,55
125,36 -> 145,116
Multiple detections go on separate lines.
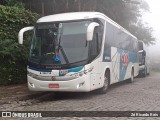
131,65 -> 134,76
104,67 -> 111,85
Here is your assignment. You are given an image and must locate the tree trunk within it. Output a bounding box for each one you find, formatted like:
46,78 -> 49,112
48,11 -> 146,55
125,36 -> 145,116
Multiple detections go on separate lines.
41,1 -> 45,16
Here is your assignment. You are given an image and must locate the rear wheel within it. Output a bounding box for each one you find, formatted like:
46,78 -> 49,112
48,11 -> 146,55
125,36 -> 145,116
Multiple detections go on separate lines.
99,71 -> 110,94
129,68 -> 134,83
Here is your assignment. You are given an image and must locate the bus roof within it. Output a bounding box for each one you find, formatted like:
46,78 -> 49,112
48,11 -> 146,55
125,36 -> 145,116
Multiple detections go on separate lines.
37,12 -> 105,23
37,12 -> 137,39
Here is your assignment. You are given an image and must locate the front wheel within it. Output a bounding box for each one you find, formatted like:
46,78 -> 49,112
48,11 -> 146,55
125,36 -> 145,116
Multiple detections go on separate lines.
142,67 -> 147,77
98,72 -> 110,94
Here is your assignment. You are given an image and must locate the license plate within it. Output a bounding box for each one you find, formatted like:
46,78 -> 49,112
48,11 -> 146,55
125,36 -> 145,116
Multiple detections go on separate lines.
48,84 -> 59,88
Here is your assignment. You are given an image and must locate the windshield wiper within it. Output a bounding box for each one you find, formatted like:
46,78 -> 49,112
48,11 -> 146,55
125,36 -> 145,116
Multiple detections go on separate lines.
57,34 -> 70,65
58,45 -> 69,64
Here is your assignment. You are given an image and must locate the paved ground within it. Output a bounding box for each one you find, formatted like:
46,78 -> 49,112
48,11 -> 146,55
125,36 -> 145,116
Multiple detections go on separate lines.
0,84 -> 28,99
1,72 -> 160,120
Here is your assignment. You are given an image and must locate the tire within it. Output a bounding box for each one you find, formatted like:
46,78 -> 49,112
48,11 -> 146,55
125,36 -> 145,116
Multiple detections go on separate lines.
99,71 -> 110,94
129,69 -> 134,83
142,67 -> 147,77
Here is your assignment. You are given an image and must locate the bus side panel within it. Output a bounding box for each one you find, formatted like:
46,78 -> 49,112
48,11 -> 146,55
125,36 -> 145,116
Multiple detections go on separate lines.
103,46 -> 120,84
89,59 -> 103,91
102,19 -> 139,82
103,46 -> 139,84
110,47 -> 120,84
118,49 -> 139,80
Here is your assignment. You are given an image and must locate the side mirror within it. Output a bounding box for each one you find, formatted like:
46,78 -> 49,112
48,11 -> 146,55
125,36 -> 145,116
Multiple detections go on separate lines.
138,50 -> 146,57
138,50 -> 143,53
18,26 -> 34,44
87,22 -> 99,41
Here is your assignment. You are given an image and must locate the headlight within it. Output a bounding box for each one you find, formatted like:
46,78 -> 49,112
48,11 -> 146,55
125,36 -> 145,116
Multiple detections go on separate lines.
28,71 -> 38,78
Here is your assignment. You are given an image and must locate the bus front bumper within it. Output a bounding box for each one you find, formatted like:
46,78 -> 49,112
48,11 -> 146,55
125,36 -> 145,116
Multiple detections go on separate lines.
27,75 -> 91,92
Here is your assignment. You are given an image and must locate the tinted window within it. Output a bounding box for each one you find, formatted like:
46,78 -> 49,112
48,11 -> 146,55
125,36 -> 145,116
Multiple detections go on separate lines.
105,22 -> 137,52
105,22 -> 114,46
30,21 -> 90,65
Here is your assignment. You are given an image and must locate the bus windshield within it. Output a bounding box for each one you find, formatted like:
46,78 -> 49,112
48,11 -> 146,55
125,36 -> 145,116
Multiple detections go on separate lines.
29,20 -> 91,65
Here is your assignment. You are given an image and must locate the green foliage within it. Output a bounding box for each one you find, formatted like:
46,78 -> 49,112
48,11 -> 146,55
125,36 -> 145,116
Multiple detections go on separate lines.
0,5 -> 39,85
96,0 -> 154,44
129,22 -> 155,45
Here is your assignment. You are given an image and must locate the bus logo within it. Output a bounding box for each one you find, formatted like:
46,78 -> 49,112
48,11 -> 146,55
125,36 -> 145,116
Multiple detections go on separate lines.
122,52 -> 129,69
51,76 -> 55,81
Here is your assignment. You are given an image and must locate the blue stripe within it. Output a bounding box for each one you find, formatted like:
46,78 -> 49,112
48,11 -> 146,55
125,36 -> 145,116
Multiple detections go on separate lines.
28,66 -> 52,72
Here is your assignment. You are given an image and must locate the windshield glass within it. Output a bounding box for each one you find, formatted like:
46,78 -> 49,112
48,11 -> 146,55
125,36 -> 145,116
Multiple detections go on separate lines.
29,20 -> 91,65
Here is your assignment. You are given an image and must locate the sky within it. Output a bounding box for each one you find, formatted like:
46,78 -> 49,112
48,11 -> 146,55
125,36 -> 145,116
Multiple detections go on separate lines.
143,0 -> 160,58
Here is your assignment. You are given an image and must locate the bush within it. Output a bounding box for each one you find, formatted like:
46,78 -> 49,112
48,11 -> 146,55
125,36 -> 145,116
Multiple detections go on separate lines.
0,5 -> 39,85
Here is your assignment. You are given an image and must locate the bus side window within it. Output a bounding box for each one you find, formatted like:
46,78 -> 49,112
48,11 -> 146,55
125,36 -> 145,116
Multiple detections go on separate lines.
89,26 -> 104,62
97,26 -> 103,53
89,28 -> 98,57
105,22 -> 114,46
93,18 -> 104,53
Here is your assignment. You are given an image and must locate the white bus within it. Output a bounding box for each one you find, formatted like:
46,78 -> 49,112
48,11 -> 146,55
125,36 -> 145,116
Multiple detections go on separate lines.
18,12 -> 139,93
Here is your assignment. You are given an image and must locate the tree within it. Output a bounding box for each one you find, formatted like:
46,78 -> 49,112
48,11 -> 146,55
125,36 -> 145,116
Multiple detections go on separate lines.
0,1 -> 39,85
130,22 -> 155,45
0,0 -> 24,7
96,0 -> 155,44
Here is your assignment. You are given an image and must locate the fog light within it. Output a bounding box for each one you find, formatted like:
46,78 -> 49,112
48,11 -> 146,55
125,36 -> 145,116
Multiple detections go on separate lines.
28,82 -> 35,88
77,82 -> 85,88
79,72 -> 84,77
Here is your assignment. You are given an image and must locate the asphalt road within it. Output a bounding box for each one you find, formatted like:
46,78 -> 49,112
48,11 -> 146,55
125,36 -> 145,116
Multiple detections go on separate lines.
1,72 -> 160,120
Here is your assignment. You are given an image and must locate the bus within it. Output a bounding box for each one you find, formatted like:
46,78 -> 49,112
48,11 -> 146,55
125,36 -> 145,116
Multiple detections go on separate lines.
138,40 -> 150,77
18,12 -> 139,93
